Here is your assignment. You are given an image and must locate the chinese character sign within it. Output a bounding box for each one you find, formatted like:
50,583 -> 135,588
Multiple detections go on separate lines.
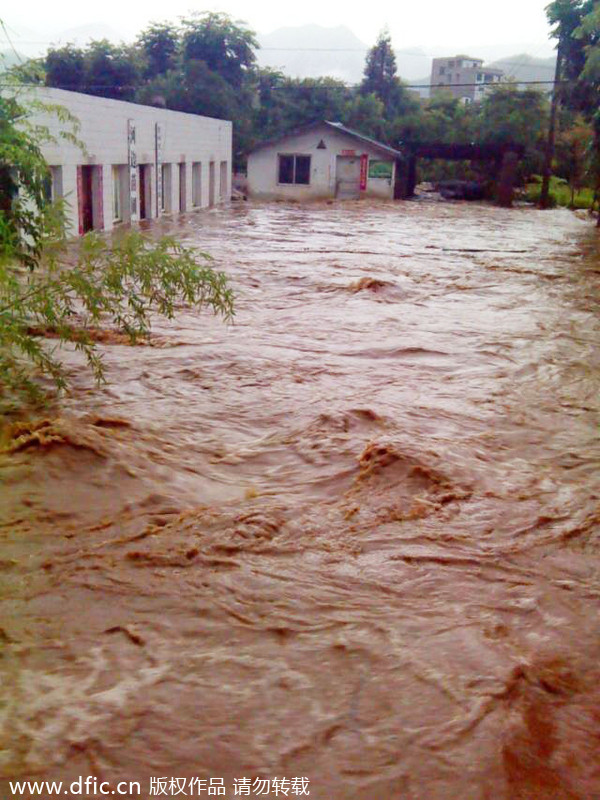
359,154 -> 368,191
155,122 -> 164,216
128,119 -> 138,221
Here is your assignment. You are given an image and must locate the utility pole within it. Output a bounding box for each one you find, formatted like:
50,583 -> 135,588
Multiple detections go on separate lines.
540,44 -> 563,209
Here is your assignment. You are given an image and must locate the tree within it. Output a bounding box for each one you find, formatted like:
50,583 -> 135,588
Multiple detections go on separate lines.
44,40 -> 140,101
137,22 -> 180,79
555,113 -> 595,204
45,45 -> 86,92
180,12 -> 258,89
0,85 -> 233,406
360,29 -> 414,119
280,77 -> 351,129
343,93 -> 387,141
476,85 -> 547,147
83,40 -> 140,101
545,0 -> 600,222
0,88 -> 78,268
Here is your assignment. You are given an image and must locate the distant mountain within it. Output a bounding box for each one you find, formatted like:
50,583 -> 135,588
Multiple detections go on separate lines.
256,25 -> 555,91
0,49 -> 26,68
47,23 -> 127,47
488,53 -> 556,91
257,24 -> 367,83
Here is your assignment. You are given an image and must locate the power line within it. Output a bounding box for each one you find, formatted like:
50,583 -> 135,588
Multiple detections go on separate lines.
2,41 -> 556,64
0,79 -> 566,94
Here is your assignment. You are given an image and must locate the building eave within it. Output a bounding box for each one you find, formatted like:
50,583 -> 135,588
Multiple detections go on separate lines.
248,120 -> 404,160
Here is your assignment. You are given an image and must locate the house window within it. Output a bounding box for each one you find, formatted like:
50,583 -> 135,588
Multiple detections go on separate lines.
278,154 -> 311,185
439,66 -> 446,75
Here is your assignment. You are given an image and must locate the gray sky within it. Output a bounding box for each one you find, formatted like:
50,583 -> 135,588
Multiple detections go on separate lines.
3,0 -> 557,57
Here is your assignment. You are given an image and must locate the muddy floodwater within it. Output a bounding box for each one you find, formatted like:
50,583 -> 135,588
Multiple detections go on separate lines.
1,201 -> 599,799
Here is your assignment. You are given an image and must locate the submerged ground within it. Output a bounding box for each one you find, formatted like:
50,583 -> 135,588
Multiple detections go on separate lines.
1,201 -> 599,799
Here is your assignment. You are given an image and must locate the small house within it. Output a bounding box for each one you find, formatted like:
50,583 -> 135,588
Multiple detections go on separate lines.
247,121 -> 404,201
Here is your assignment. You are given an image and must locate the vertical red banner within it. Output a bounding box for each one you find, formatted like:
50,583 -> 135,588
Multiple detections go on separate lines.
76,166 -> 84,235
359,154 -> 368,191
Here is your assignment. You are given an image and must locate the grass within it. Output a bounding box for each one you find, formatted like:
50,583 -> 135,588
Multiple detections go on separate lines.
525,175 -> 596,209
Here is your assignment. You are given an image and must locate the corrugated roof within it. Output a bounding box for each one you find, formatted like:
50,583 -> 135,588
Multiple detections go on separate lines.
249,120 -> 403,160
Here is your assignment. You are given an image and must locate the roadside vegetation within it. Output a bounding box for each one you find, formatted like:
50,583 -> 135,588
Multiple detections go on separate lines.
525,176 -> 595,209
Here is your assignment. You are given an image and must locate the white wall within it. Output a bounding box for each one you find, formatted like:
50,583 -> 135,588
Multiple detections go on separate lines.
247,125 -> 397,200
20,87 -> 232,235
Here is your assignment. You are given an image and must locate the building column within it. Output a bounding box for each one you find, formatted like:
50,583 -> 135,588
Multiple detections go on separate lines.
497,151 -> 518,208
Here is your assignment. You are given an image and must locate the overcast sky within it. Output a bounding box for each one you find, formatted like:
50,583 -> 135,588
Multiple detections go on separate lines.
3,0 -> 557,57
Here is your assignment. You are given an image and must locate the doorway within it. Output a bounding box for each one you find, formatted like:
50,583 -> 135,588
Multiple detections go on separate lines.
77,165 -> 103,233
335,156 -> 361,199
80,166 -> 94,232
139,164 -> 151,220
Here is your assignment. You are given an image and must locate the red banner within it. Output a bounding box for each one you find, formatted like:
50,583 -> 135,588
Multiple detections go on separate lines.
76,166 -> 84,235
359,154 -> 368,191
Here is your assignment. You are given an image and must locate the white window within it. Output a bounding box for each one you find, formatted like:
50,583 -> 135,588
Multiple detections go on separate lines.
278,154 -> 311,185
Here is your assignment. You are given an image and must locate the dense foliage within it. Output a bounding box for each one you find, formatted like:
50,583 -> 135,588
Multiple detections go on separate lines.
546,0 -> 600,220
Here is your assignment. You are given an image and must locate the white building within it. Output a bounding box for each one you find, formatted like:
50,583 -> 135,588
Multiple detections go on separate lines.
22,87 -> 232,236
247,121 -> 404,201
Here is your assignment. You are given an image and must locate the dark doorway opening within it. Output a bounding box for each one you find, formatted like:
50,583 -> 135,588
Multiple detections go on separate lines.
80,166 -> 94,233
139,164 -> 150,220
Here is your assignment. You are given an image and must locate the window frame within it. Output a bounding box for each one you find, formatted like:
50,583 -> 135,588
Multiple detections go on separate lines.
277,153 -> 311,186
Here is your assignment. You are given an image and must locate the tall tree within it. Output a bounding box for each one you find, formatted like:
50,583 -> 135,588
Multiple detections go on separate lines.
137,22 -> 180,79
45,45 -> 86,91
360,29 -> 411,118
545,0 -> 600,220
344,93 -> 387,141
180,12 -> 258,89
83,40 -> 140,101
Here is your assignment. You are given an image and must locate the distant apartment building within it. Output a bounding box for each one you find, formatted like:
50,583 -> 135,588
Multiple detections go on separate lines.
430,56 -> 504,103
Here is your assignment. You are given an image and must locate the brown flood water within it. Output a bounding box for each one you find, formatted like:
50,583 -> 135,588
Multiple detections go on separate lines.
1,201 -> 599,799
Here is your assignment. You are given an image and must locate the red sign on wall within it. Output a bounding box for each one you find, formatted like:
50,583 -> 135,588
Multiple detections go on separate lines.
341,149 -> 356,156
359,154 -> 368,191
